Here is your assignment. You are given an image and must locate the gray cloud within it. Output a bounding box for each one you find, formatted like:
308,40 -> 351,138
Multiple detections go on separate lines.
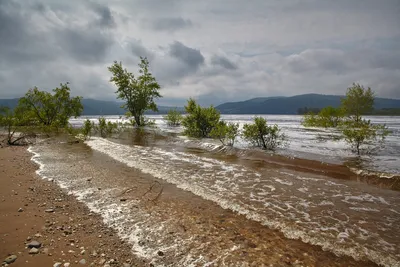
129,40 -> 154,61
0,0 -> 399,104
211,55 -> 237,70
168,41 -> 205,71
144,17 -> 192,32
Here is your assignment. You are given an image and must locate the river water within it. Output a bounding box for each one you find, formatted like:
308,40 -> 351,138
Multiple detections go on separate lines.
29,114 -> 400,266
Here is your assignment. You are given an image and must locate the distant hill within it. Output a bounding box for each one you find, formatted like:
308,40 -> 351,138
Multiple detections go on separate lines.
2,94 -> 400,115
216,94 -> 400,114
0,98 -> 184,115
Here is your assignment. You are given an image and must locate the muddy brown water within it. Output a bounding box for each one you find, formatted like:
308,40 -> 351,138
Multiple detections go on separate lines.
27,132 -> 400,266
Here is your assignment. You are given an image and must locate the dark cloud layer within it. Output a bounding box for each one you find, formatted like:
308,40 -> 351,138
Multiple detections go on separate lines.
211,55 -> 237,70
168,41 -> 205,71
0,0 -> 399,104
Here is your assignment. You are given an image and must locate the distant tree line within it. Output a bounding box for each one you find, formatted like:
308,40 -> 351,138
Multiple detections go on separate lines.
298,106 -> 400,116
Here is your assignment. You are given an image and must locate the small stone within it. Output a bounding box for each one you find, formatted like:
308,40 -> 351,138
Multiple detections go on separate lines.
34,233 -> 42,238
68,250 -> 75,254
98,235 -> 102,238
18,208 -> 23,212
4,255 -> 17,264
79,259 -> 86,265
98,259 -> 106,265
45,208 -> 55,213
53,263 -> 62,267
81,250 -> 86,255
157,250 -> 164,256
27,240 -> 41,248
64,263 -> 70,267
29,248 -> 39,254
120,198 -> 127,202
26,236 -> 32,241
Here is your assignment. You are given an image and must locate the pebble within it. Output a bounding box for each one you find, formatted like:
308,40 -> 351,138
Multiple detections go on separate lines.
45,208 -> 55,213
64,263 -> 71,267
27,240 -> 41,248
157,250 -> 164,256
26,236 -> 32,241
18,208 -> 23,212
53,263 -> 62,267
79,259 -> 86,265
29,248 -> 39,254
3,255 -> 17,264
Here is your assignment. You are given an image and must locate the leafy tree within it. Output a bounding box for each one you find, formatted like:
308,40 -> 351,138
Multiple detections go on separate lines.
0,106 -> 36,145
210,121 -> 240,146
302,106 -> 344,128
108,57 -> 161,127
341,83 -> 374,124
339,84 -> 389,155
341,119 -> 389,155
18,83 -> 83,129
164,108 -> 183,126
182,98 -> 220,138
242,117 -> 286,150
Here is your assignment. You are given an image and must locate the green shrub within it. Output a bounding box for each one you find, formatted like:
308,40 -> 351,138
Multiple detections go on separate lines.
164,108 -> 183,126
210,121 -> 239,146
182,98 -> 220,138
242,117 -> 286,150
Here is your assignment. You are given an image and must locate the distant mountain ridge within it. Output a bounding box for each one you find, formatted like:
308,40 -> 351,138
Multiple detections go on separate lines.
1,94 -> 400,115
215,94 -> 400,114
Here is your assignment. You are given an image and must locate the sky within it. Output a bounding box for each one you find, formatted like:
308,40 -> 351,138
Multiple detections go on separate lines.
0,0 -> 399,106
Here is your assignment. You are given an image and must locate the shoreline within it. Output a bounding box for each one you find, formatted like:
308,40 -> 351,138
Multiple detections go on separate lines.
2,139 -> 384,266
0,145 -> 145,266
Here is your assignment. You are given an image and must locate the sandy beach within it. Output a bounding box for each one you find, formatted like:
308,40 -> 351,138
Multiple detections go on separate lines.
0,145 -> 144,266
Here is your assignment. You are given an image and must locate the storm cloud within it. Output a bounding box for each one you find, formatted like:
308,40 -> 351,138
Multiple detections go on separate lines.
0,0 -> 399,105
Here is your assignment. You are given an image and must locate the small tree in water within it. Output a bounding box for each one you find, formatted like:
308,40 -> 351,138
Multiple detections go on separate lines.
108,58 -> 161,127
182,98 -> 220,138
242,117 -> 286,150
164,108 -> 183,127
340,83 -> 389,155
210,121 -> 240,146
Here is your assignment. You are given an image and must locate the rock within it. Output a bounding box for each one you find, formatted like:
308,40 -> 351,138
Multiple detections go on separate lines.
79,259 -> 86,265
81,250 -> 86,255
26,236 -> 32,241
53,263 -> 62,267
119,198 -> 127,202
64,263 -> 70,267
45,208 -> 55,213
29,248 -> 39,254
18,208 -> 23,212
98,259 -> 106,265
34,233 -> 42,238
3,255 -> 17,264
157,250 -> 164,256
27,240 -> 41,248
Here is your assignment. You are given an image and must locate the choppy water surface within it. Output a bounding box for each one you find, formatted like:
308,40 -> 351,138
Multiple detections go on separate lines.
70,115 -> 400,175
34,115 -> 400,266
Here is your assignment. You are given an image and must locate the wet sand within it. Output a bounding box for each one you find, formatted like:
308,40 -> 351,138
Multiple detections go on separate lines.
9,138 -> 381,267
0,146 -> 145,266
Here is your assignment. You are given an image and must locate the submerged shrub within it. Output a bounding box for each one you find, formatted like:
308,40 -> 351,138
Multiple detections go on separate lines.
182,98 -> 220,138
242,117 -> 286,150
164,108 -> 183,127
210,121 -> 240,146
